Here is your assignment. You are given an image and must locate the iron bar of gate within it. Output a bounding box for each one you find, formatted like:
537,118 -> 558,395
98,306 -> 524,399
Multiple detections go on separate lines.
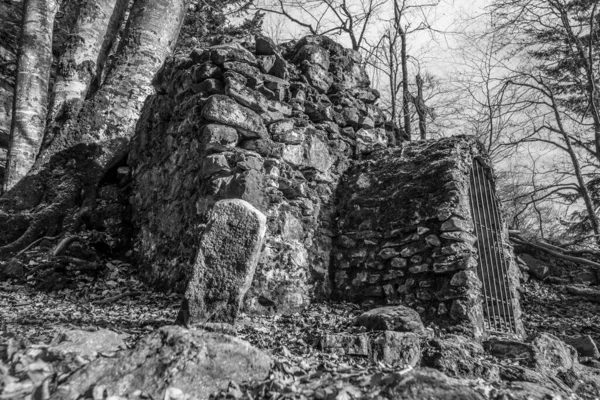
484,165 -> 517,333
469,163 -> 497,331
477,161 -> 513,332
470,158 -> 517,334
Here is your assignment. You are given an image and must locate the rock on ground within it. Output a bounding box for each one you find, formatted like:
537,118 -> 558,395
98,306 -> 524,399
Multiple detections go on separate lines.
484,333 -> 578,378
51,325 -> 272,400
355,305 -> 425,334
386,368 -> 485,399
177,199 -> 267,325
47,329 -> 127,360
320,331 -> 421,367
566,335 -> 600,359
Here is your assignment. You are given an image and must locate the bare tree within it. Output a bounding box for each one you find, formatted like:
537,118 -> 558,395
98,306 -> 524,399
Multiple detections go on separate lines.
255,0 -> 387,50
492,0 -> 600,165
483,0 -> 600,243
501,72 -> 600,243
366,0 -> 442,140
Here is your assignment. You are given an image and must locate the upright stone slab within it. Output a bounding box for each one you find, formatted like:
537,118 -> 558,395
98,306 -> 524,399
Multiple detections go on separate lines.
177,199 -> 267,325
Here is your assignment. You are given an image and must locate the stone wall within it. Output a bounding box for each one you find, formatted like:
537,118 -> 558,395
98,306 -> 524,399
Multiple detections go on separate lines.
332,136 -> 523,337
129,35 -> 402,313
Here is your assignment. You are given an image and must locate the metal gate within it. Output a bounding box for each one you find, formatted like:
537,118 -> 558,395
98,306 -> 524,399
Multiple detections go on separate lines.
469,157 -> 519,335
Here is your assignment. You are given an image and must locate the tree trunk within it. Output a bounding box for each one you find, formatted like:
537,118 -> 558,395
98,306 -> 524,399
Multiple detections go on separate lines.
414,74 -> 427,140
550,94 -> 600,244
44,0 -> 129,149
0,0 -> 189,256
3,0 -> 58,192
400,27 -> 411,140
0,1 -> 23,193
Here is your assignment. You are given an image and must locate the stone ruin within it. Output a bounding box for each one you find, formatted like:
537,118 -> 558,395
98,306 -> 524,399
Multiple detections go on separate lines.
128,34 -> 524,338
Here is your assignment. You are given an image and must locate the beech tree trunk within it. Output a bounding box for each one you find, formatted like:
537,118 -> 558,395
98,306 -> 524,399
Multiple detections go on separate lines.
0,0 -> 189,255
4,0 -> 58,192
0,1 -> 23,192
44,0 -> 129,149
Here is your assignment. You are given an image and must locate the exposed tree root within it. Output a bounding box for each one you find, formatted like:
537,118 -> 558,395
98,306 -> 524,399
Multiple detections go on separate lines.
53,256 -> 99,270
0,206 -> 63,259
52,235 -> 81,256
14,234 -> 62,257
565,285 -> 600,303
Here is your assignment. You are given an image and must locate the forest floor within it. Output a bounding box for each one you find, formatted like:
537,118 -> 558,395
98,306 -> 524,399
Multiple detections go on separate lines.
2,241 -> 600,399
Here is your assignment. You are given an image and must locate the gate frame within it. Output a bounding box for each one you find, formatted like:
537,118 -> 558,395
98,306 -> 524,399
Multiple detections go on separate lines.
469,156 -> 525,338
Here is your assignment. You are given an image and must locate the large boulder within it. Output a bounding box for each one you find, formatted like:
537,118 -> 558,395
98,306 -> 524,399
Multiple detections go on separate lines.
51,326 -> 272,400
177,199 -> 267,325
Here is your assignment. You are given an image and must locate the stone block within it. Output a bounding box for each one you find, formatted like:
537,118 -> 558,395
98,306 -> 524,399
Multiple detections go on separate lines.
433,255 -> 477,273
191,62 -> 222,81
439,231 -> 477,245
256,35 -> 279,56
294,44 -> 330,70
193,78 -> 225,95
303,64 -> 332,93
425,234 -> 441,247
409,264 -> 431,274
371,331 -> 421,367
225,75 -> 269,112
378,248 -> 400,260
321,333 -> 370,356
223,61 -> 261,79
201,153 -> 230,178
202,124 -> 239,152
440,217 -> 473,232
209,43 -> 257,66
202,95 -> 268,138
390,257 -> 407,268
268,118 -> 295,135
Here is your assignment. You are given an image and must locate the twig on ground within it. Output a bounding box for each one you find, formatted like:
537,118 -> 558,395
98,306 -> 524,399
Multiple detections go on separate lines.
91,291 -> 142,305
53,256 -> 100,270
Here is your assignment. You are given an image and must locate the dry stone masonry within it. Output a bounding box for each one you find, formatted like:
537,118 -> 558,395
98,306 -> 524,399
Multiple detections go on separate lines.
130,34 -> 400,314
130,33 -> 523,337
332,137 -> 524,337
